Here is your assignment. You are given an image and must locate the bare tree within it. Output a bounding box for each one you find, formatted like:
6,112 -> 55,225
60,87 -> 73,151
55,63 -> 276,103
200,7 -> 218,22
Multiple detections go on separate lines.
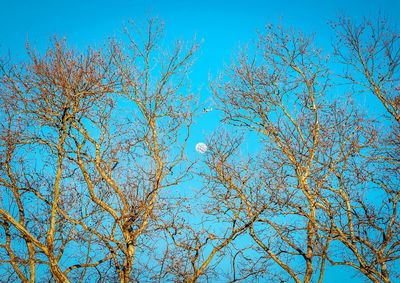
210,24 -> 335,282
210,21 -> 398,283
324,16 -> 400,283
0,39 -> 119,282
84,18 -> 198,282
0,19 -> 198,282
332,16 -> 400,123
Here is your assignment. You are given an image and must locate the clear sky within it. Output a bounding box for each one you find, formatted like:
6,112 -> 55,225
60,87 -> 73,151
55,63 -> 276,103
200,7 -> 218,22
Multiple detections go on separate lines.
0,1 -> 399,282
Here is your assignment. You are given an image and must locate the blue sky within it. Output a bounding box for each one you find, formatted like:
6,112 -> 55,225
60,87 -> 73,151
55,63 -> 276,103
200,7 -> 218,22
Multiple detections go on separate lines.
1,0 -> 399,108
2,0 -> 399,61
1,0 -> 399,282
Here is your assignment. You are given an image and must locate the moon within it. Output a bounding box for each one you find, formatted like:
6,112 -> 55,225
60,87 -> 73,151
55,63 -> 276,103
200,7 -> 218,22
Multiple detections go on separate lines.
195,142 -> 208,154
